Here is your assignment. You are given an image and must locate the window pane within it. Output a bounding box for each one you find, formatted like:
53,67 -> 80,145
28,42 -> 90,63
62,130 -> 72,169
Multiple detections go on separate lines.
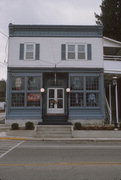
26,44 -> 34,59
78,53 -> 85,59
68,45 -> 75,59
70,76 -> 83,90
26,52 -> 34,59
57,89 -> 63,98
11,93 -> 24,107
68,45 -> 75,51
86,93 -> 99,107
12,77 -> 24,90
26,44 -> 33,51
27,93 -> 40,106
49,99 -> 55,108
86,77 -> 99,90
78,45 -> 85,59
78,45 -> 85,52
49,89 -> 54,98
57,99 -> 63,108
68,52 -> 75,59
27,77 -> 40,90
70,93 -> 84,107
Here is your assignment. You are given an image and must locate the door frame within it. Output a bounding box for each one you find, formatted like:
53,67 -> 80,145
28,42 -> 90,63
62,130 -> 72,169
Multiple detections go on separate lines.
47,88 -> 64,114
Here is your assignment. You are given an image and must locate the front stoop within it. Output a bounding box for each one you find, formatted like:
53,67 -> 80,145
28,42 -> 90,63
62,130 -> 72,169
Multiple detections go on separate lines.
34,125 -> 73,138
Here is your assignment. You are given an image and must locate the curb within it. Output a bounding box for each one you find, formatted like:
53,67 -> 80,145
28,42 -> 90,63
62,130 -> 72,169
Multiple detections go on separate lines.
1,136 -> 121,142
0,137 -> 27,141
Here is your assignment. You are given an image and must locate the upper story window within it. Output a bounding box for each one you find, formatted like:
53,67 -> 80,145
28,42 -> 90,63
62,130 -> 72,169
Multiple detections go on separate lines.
25,44 -> 35,60
19,43 -> 40,60
78,45 -> 85,59
68,45 -> 75,59
67,44 -> 86,60
61,43 -> 92,61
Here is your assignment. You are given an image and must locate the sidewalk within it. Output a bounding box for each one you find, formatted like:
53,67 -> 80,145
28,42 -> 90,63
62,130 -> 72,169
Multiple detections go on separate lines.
0,124 -> 121,142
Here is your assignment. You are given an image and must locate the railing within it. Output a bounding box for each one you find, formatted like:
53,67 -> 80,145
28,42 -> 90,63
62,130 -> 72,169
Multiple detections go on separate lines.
105,95 -> 112,124
104,55 -> 121,61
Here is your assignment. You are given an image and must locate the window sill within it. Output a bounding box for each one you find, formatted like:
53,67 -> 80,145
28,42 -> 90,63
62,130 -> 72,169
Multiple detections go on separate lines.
69,107 -> 100,110
20,59 -> 40,61
66,59 -> 87,61
10,107 -> 41,109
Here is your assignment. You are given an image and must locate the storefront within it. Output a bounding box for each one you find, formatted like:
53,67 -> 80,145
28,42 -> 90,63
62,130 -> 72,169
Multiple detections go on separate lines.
6,68 -> 105,124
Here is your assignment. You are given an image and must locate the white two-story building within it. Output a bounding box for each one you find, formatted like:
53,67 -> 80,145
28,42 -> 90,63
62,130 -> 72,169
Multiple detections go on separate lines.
6,24 -> 121,125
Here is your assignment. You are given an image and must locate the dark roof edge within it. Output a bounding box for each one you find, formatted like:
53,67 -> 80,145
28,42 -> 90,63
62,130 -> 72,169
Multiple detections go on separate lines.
9,23 -> 103,37
9,23 -> 103,29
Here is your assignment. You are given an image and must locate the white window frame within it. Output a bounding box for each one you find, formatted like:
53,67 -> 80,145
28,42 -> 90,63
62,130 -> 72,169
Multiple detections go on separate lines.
66,43 -> 87,60
67,45 -> 75,60
78,44 -> 86,60
24,43 -> 35,60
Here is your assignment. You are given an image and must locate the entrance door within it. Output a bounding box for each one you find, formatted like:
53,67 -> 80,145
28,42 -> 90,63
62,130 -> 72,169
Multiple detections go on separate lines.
47,88 -> 64,114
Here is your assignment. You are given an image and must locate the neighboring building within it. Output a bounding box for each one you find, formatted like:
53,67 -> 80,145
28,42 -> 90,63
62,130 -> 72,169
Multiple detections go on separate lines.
0,80 -> 6,102
6,24 -> 121,125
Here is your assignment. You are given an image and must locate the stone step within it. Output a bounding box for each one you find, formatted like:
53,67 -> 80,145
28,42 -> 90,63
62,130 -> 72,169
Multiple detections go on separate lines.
0,125 -> 11,130
37,132 -> 71,135
35,134 -> 72,138
37,127 -> 72,131
35,125 -> 73,138
37,130 -> 71,134
37,125 -> 72,128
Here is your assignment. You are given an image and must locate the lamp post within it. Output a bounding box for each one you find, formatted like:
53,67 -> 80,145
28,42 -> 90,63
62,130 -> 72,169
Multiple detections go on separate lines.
40,88 -> 45,121
40,88 -> 45,93
66,88 -> 70,120
113,76 -> 119,128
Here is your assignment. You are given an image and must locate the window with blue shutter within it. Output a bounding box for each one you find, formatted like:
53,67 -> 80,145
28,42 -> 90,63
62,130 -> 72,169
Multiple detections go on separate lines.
19,43 -> 40,60
65,43 -> 92,60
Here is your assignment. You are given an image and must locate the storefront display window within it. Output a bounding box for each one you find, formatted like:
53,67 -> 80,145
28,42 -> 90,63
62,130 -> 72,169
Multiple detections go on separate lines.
70,75 -> 100,107
11,75 -> 41,107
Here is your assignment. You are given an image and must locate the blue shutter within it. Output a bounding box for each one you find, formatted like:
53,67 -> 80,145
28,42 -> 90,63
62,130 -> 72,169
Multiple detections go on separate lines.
35,44 -> 40,60
19,44 -> 24,60
87,44 -> 92,60
61,44 -> 66,60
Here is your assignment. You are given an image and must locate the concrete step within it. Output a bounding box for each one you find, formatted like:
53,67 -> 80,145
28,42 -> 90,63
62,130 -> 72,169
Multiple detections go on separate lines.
37,127 -> 71,131
35,125 -> 73,138
0,124 -> 10,129
35,135 -> 72,138
37,131 -> 71,135
37,125 -> 72,128
37,131 -> 71,134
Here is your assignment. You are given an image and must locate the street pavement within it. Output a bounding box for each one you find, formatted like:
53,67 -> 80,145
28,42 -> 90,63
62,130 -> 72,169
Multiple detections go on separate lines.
0,140 -> 121,180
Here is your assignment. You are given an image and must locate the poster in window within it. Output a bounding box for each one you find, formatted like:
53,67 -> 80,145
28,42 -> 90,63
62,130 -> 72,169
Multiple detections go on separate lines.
15,78 -> 22,90
27,94 -> 40,102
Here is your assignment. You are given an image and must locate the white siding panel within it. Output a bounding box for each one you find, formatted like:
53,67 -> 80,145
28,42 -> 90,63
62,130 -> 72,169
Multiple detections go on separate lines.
8,37 -> 103,68
104,60 -> 121,73
103,38 -> 121,47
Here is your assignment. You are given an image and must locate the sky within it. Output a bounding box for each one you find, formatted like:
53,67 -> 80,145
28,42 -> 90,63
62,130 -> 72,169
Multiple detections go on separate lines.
0,0 -> 102,80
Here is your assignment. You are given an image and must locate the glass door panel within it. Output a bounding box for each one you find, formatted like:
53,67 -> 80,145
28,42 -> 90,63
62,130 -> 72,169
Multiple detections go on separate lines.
47,88 -> 64,114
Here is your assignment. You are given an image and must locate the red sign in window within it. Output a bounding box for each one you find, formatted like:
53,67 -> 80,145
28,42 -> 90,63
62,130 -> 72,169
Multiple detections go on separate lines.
27,94 -> 40,102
